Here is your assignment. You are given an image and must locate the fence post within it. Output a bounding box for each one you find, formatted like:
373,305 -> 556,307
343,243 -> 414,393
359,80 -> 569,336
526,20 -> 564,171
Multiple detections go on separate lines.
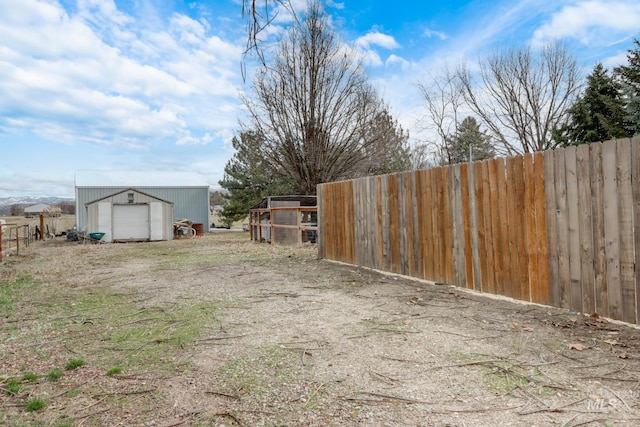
15,226 -> 19,256
0,223 -> 3,262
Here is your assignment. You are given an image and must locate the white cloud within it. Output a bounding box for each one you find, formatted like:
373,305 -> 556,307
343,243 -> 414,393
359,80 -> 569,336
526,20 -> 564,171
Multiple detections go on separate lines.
423,28 -> 447,40
385,54 -> 411,70
532,0 -> 640,48
356,31 -> 400,50
0,0 -> 244,152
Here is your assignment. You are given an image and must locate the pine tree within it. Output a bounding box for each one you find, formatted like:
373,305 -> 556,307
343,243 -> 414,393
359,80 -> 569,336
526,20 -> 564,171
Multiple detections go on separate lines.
443,116 -> 495,165
615,39 -> 640,136
553,63 -> 628,145
218,130 -> 293,225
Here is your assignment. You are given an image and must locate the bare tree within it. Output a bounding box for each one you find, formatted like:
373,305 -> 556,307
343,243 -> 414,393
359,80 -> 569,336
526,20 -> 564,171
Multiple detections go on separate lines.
457,41 -> 580,154
242,0 -> 295,66
417,66 -> 465,164
244,0 -> 402,194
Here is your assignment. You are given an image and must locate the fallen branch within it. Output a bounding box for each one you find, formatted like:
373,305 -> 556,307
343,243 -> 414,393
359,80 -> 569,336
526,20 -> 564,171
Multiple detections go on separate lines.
369,370 -> 399,384
93,388 -> 156,397
205,391 -> 240,400
426,359 -> 502,371
343,391 -> 430,405
0,386 -> 17,396
197,335 -> 246,342
603,386 -> 633,412
212,413 -> 242,426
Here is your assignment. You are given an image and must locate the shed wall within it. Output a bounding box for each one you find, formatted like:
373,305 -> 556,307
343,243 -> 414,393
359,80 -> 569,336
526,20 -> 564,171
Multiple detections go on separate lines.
85,190 -> 174,242
76,186 -> 208,232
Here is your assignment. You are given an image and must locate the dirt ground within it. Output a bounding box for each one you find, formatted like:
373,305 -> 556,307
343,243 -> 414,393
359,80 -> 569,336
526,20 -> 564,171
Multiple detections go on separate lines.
1,232 -> 640,426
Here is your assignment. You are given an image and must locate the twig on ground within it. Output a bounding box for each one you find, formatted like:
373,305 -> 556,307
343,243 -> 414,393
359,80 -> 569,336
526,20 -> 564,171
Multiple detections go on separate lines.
92,388 -> 156,397
426,359 -> 503,371
603,386 -> 633,412
560,413 -> 580,427
195,335 -> 246,344
0,386 -> 17,396
369,370 -> 399,384
212,413 -> 242,426
570,419 -> 608,427
205,391 -> 240,400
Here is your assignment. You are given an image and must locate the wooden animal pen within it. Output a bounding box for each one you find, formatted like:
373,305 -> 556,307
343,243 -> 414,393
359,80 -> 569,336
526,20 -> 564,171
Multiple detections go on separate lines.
318,137 -> 640,325
249,196 -> 317,246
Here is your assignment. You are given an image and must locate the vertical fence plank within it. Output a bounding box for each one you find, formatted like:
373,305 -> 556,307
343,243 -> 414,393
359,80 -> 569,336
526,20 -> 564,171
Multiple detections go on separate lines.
433,167 -> 444,281
512,156 -> 529,300
480,160 -> 494,292
497,158 -> 511,297
424,169 -> 435,279
414,171 -> 424,278
633,136 -> 640,324
565,146 -> 582,311
441,166 -> 453,283
346,180 -> 356,264
617,139 -> 635,324
508,156 -> 529,299
473,162 -> 487,291
411,172 -> 420,277
317,184 -> 325,259
354,179 -> 364,266
403,172 -> 414,276
368,176 -> 380,269
376,176 -> 385,271
461,163 -> 474,289
488,159 -> 501,294
554,148 -> 570,308
397,173 -> 409,275
451,165 -> 466,287
524,153 -> 536,302
576,144 -> 595,314
544,149 -> 560,307
388,174 -> 400,273
505,156 -> 520,300
534,151 -> 550,304
469,162 -> 482,291
380,175 -> 391,271
603,140 -> 622,319
590,143 -> 608,317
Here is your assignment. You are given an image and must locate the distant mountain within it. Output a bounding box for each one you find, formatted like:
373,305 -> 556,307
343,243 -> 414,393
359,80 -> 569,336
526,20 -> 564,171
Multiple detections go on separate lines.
0,196 -> 74,208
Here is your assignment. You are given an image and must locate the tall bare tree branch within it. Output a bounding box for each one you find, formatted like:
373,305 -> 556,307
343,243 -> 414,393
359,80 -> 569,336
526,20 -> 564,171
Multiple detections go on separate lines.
457,41 -> 580,154
243,0 -> 407,194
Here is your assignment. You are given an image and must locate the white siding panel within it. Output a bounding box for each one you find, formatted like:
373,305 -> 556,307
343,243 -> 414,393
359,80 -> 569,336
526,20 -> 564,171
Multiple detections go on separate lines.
150,202 -> 163,241
98,202 -> 112,242
113,205 -> 149,241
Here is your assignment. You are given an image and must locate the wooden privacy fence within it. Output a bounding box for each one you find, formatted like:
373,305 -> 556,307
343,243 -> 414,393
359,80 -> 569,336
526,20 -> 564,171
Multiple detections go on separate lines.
317,137 -> 640,325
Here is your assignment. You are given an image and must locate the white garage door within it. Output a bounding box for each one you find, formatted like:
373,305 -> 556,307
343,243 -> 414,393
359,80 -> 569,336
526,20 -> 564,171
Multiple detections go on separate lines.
113,204 -> 149,241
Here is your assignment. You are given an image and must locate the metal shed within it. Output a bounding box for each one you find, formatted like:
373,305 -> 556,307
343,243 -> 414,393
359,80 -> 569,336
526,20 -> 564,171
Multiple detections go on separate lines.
24,204 -> 50,218
75,170 -> 210,233
85,188 -> 173,243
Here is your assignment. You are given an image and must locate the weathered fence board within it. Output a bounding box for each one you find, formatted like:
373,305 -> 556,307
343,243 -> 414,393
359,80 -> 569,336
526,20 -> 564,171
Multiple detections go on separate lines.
318,138 -> 640,325
576,143 -> 595,315
544,149 -> 560,307
603,140 -> 622,320
590,142 -> 608,317
617,139 -> 635,324
633,136 -> 640,324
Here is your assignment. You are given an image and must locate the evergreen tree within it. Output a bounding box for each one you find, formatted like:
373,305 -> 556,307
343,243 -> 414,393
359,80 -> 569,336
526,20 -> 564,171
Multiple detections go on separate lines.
360,109 -> 413,175
443,116 -> 495,165
614,38 -> 640,135
218,130 -> 293,225
553,63 -> 628,145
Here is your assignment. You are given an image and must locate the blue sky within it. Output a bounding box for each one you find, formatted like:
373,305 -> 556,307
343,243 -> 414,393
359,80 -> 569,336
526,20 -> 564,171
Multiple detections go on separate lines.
1,0 -> 638,198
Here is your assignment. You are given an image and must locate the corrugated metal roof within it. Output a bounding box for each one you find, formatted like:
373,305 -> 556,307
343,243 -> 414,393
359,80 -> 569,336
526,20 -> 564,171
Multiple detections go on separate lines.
75,170 -> 209,188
